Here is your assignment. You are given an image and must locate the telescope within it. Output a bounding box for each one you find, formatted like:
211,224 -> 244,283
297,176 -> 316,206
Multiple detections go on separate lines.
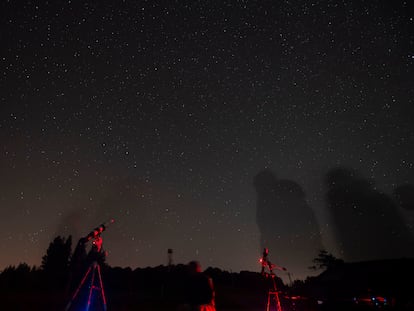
259,248 -> 286,311
260,248 -> 287,274
82,219 -> 115,243
66,219 -> 114,311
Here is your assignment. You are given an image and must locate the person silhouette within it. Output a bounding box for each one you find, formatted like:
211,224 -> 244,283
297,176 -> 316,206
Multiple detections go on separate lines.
184,261 -> 216,311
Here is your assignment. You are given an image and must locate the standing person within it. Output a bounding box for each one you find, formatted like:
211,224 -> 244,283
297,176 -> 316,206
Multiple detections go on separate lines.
186,261 -> 216,311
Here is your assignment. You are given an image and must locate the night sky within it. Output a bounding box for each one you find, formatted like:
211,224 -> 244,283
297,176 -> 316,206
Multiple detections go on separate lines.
1,1 -> 413,281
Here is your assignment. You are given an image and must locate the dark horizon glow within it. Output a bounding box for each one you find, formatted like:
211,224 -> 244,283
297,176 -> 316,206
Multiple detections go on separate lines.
1,1 -> 413,281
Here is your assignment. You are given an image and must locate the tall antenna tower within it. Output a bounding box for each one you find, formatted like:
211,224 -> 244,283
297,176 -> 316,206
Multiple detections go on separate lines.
167,248 -> 173,266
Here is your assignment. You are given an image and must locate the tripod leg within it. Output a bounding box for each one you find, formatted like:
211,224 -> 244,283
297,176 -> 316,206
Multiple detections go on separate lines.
275,291 -> 282,311
86,264 -> 97,311
65,265 -> 93,311
271,277 -> 283,311
96,264 -> 108,311
266,290 -> 270,311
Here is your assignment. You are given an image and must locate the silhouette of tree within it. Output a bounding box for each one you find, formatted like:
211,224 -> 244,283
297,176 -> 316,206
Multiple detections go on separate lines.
309,249 -> 344,271
0,263 -> 35,291
70,238 -> 87,269
41,235 -> 72,289
41,235 -> 72,272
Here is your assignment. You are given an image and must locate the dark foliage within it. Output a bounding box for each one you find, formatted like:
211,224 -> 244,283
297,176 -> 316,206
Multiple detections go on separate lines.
310,249 -> 344,271
1,238 -> 413,310
41,235 -> 72,291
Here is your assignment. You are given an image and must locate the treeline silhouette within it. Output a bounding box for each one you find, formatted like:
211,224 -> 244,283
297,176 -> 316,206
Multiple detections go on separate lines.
0,232 -> 325,310
2,248 -> 413,310
0,247 -> 289,311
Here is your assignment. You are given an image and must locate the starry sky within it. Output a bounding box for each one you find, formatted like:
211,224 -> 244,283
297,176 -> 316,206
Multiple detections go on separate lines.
1,0 -> 413,281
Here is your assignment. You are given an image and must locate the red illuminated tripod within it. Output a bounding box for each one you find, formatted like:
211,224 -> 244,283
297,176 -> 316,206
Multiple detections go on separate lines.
65,219 -> 114,311
260,248 -> 287,311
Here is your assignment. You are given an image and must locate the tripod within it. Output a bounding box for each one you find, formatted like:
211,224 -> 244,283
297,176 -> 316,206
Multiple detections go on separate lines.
260,248 -> 286,311
265,273 -> 282,311
65,260 -> 107,311
65,220 -> 113,311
